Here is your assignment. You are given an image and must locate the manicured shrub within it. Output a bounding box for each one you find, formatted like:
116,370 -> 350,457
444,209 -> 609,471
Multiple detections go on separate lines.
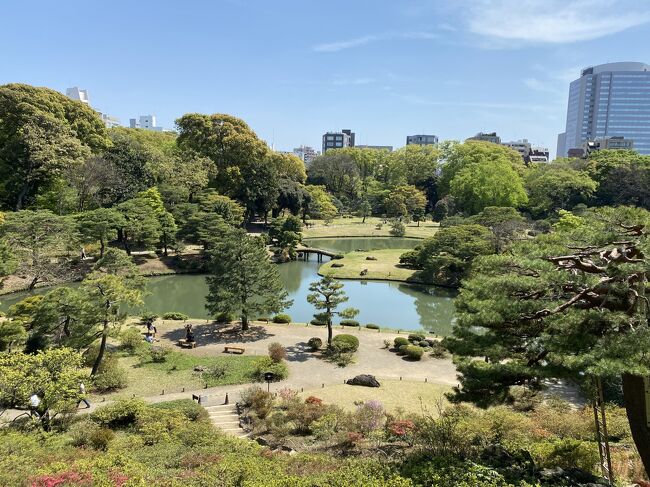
340,319 -> 359,327
365,323 -> 380,330
140,313 -> 158,325
241,386 -> 274,419
268,342 -> 287,363
508,385 -> 541,412
120,327 -> 143,353
150,345 -> 171,363
162,312 -> 189,320
305,396 -> 323,405
251,356 -> 289,382
405,345 -> 424,361
390,220 -> 406,237
408,332 -> 426,343
151,399 -> 209,422
91,399 -> 147,429
331,334 -> 359,353
92,354 -> 128,392
310,319 -> 327,326
214,312 -> 235,323
308,337 -> 322,351
418,340 -> 429,348
272,313 -> 292,324
530,438 -> 599,472
397,344 -> 409,355
429,340 -> 449,359
399,249 -> 419,267
394,337 -> 409,348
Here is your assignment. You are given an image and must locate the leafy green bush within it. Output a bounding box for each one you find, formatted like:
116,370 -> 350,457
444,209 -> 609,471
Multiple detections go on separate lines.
340,319 -> 360,327
82,342 -> 101,367
150,346 -> 171,363
308,337 -> 322,351
268,342 -> 287,363
162,312 -> 189,320
120,327 -> 143,353
310,319 -> 327,326
92,354 -> 128,392
151,399 -> 209,422
214,312 -> 235,323
402,457 -> 510,487
390,220 -> 406,237
530,438 -> 599,472
241,386 -> 274,419
394,337 -> 409,348
69,419 -> 115,451
408,332 -> 426,343
365,323 -> 380,330
405,346 -> 424,361
272,314 -> 292,323
429,341 -> 449,359
251,356 -> 289,382
508,385 -> 541,412
91,399 -> 147,429
331,334 -> 359,353
397,344 -> 409,355
418,340 -> 429,348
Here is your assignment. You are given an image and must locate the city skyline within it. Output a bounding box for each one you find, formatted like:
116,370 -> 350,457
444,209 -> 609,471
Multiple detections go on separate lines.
1,1 -> 650,157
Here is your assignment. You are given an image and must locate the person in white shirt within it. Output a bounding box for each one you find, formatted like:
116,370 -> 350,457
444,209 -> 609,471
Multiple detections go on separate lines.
29,393 -> 41,418
77,382 -> 90,408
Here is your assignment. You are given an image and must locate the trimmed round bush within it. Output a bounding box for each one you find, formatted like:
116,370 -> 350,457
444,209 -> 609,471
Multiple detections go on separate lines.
394,337 -> 409,348
340,319 -> 359,327
418,340 -> 429,348
429,340 -> 449,359
272,313 -> 292,324
251,356 -> 289,382
268,342 -> 287,362
92,354 -> 127,392
310,319 -> 327,326
397,344 -> 409,355
214,312 -> 235,323
308,337 -> 322,351
331,334 -> 359,353
405,345 -> 424,361
365,323 -> 380,330
162,312 -> 189,320
408,333 -> 426,343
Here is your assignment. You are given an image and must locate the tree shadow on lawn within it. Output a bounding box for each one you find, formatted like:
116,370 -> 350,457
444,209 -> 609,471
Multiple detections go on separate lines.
161,322 -> 274,347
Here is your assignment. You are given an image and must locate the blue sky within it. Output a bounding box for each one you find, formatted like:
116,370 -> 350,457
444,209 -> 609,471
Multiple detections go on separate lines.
1,0 -> 649,157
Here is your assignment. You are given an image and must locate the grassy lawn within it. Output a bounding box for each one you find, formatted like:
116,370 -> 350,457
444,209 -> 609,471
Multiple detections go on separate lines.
90,351 -> 261,401
303,217 -> 438,239
299,379 -> 450,414
319,248 -> 421,282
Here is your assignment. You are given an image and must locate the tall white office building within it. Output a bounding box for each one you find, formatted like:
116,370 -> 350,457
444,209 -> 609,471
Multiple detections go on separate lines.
557,62 -> 650,157
66,87 -> 90,105
130,115 -> 163,131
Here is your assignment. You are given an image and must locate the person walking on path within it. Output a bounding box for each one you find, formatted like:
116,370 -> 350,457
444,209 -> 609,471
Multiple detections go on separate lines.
77,382 -> 90,409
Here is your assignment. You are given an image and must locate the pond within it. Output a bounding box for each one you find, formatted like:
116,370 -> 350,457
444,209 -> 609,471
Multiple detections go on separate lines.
0,239 -> 456,335
303,237 -> 421,253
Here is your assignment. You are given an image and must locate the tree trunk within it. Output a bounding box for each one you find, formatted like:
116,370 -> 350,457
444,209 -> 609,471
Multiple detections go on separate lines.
622,373 -> 650,477
241,314 -> 249,331
362,215 -> 366,223
28,276 -> 39,291
99,239 -> 105,258
91,322 -> 109,376
327,320 -> 333,346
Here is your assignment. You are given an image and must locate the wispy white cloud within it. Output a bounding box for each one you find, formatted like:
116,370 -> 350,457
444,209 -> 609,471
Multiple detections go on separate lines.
312,31 -> 437,52
332,77 -> 375,86
523,77 -> 564,94
396,93 -> 557,113
457,0 -> 650,45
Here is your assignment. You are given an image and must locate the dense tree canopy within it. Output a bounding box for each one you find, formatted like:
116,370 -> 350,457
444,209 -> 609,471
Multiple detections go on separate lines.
446,206 -> 650,472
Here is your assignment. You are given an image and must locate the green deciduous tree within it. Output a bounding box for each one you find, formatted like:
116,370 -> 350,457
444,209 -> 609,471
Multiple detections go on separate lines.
0,347 -> 85,423
307,276 -> 359,346
304,185 -> 337,223
385,185 -> 427,221
469,206 -> 526,252
449,159 -> 528,215
117,198 -> 161,255
405,224 -> 494,287
445,206 -> 650,473
205,228 -> 291,331
524,163 -> 597,216
0,84 -> 110,210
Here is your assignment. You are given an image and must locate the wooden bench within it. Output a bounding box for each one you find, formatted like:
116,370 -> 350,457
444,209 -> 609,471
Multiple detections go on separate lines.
224,346 -> 245,354
178,339 -> 196,349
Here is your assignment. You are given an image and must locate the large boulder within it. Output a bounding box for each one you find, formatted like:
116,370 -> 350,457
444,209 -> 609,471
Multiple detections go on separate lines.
346,374 -> 380,387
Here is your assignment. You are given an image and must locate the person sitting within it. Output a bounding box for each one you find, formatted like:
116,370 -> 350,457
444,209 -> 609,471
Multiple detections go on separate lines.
186,330 -> 195,343
144,334 -> 154,343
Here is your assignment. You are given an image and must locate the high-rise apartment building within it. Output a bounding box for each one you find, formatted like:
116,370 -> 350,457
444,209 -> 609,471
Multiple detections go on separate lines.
322,129 -> 355,153
503,139 -> 549,163
65,87 -> 120,128
467,132 -> 501,144
130,115 -> 164,131
66,87 -> 90,105
406,134 -> 438,145
293,145 -> 320,164
557,62 -> 650,157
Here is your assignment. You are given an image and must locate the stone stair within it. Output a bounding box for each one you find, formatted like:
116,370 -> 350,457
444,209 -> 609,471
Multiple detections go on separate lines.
204,403 -> 249,439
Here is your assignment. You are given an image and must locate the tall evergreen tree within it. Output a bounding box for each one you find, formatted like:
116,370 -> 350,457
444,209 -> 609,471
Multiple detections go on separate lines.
205,228 -> 291,330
